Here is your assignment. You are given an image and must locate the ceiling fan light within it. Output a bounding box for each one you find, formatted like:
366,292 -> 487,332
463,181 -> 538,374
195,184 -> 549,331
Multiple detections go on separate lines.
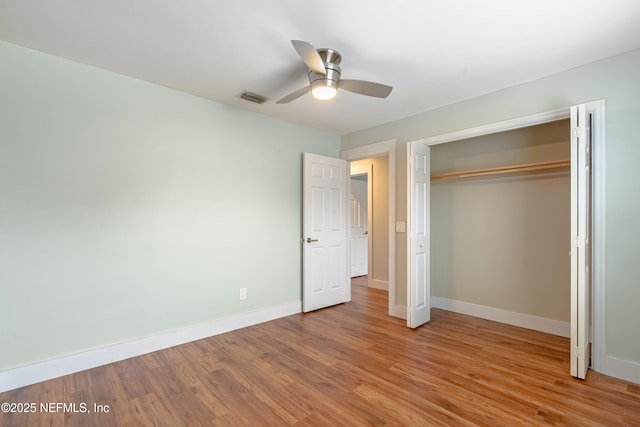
311,85 -> 338,101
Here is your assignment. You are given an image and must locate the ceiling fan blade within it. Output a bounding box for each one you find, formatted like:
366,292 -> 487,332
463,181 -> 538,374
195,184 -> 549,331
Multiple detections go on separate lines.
291,40 -> 326,75
276,86 -> 311,104
340,79 -> 393,98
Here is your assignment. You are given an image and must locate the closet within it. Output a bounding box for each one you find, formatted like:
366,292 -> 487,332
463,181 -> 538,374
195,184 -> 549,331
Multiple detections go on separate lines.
429,119 -> 571,333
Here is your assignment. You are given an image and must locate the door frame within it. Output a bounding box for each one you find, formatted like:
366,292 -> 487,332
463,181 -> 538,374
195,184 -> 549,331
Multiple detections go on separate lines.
350,163 -> 373,281
341,140 -> 400,318
407,102 -> 606,371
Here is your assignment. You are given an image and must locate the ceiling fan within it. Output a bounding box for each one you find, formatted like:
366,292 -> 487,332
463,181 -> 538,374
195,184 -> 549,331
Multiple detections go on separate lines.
276,40 -> 393,104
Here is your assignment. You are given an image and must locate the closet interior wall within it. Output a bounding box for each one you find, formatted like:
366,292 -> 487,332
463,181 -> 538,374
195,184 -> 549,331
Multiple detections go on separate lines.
430,119 -> 571,328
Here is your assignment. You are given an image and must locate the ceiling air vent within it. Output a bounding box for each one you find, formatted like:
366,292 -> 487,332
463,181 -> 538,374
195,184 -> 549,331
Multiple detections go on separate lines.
239,91 -> 268,104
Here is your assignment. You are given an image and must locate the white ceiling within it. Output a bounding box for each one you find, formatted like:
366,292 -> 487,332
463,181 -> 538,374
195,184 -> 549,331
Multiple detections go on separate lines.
1,0 -> 639,135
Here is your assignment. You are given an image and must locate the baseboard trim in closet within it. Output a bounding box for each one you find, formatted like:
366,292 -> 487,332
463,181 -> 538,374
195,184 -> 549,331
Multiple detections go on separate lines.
601,355 -> 640,385
431,297 -> 570,338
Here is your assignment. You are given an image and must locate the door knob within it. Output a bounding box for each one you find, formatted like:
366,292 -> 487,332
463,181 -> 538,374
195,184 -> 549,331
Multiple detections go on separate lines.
363,231 -> 368,235
306,238 -> 318,243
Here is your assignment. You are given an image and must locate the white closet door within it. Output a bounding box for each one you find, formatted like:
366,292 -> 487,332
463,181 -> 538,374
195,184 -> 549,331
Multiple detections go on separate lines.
570,104 -> 592,379
408,143 -> 431,328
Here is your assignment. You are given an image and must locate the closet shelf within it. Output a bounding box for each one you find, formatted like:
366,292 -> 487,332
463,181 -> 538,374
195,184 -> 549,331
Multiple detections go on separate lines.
430,159 -> 570,182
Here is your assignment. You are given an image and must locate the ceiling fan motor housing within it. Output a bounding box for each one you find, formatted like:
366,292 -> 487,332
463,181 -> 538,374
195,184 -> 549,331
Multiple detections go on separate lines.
308,48 -> 342,91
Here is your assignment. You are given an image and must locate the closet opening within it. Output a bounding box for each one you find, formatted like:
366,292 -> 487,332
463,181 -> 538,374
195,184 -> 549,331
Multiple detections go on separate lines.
406,102 -> 605,379
429,118 -> 572,337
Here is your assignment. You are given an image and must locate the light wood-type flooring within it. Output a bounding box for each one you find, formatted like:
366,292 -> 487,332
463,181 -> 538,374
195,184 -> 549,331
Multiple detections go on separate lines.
1,276 -> 639,426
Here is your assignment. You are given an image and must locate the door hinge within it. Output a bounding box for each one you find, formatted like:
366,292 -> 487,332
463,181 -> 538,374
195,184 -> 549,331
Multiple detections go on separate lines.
572,126 -> 585,141
574,236 -> 583,248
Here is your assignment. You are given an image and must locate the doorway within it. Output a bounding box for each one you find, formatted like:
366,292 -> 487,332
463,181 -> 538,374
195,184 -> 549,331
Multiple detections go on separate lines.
350,166 -> 371,279
349,158 -> 390,292
341,139 -> 401,318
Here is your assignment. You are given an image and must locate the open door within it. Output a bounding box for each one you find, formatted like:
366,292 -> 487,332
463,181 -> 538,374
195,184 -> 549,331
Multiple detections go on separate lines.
407,143 -> 431,328
302,153 -> 349,312
570,104 -> 592,379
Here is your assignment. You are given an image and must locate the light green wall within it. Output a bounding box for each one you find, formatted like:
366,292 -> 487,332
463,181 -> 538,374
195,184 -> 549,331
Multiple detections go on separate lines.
0,41 -> 340,370
342,48 -> 640,364
431,120 -> 571,322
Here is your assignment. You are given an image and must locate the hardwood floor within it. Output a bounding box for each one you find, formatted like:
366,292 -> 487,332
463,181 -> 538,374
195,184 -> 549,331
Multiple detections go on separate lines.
2,277 -> 639,426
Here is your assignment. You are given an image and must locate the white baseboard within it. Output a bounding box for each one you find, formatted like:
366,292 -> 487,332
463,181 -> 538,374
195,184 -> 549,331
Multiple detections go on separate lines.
431,297 -> 570,338
6,297 -> 635,392
369,279 -> 389,291
601,355 -> 640,385
0,302 -> 301,393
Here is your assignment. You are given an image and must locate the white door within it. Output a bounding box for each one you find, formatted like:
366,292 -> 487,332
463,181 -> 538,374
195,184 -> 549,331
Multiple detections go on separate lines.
302,153 -> 349,312
570,104 -> 592,379
350,178 -> 368,277
407,143 -> 431,328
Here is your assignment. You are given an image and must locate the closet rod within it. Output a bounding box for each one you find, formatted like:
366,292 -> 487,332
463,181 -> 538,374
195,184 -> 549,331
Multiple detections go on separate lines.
431,159 -> 570,182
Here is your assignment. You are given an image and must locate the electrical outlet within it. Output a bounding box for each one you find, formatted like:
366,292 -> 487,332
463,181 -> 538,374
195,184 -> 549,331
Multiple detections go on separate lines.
239,288 -> 247,300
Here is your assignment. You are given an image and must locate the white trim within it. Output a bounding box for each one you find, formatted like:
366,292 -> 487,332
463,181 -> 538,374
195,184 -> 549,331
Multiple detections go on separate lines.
432,297 -> 570,338
341,140 -> 397,318
413,108 -> 569,147
341,139 -> 396,160
369,279 -> 389,291
0,302 -> 301,393
406,144 -> 413,325
345,167 -> 352,302
588,99 -> 606,373
601,356 -> 640,385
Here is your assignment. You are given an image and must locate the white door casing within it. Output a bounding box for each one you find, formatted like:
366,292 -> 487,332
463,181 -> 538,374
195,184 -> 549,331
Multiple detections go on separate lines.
407,143 -> 431,328
350,178 -> 369,277
302,153 -> 349,312
570,104 -> 592,379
